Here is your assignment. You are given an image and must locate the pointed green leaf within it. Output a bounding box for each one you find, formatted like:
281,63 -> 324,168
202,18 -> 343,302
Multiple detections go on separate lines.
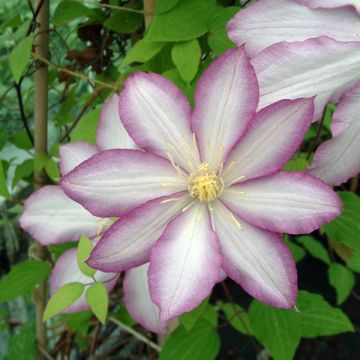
328,263 -> 355,304
159,320 -> 220,360
0,260 -> 51,303
283,158 -> 309,172
120,39 -> 165,69
156,0 -> 181,14
296,236 -> 330,265
221,303 -> 252,335
44,282 -> 84,321
45,158 -> 60,180
85,282 -> 108,324
0,161 -> 11,200
34,153 -> 49,173
52,0 -> 92,25
12,159 -> 34,188
71,108 -> 100,144
298,290 -> 354,337
104,9 -> 143,33
180,297 -> 209,331
9,35 -> 33,83
171,39 -> 201,83
77,235 -> 96,277
249,301 -> 300,360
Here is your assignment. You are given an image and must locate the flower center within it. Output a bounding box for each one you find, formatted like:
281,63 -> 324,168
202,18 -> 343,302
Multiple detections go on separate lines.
188,162 -> 221,202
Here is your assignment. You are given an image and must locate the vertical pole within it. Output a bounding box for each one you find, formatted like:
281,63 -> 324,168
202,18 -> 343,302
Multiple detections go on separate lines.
33,0 -> 49,358
143,0 -> 155,29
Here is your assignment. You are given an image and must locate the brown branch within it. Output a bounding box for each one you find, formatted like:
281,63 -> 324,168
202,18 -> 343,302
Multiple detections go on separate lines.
143,0 -> 155,29
27,0 -> 46,36
14,81 -> 34,145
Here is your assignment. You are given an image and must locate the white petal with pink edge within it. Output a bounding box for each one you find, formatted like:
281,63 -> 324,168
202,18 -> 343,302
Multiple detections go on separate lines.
212,201 -> 297,309
96,93 -> 137,151
228,0 -> 360,57
124,263 -> 168,334
223,98 -> 314,184
191,47 -> 259,169
119,72 -> 198,172
297,0 -> 360,13
87,193 -> 191,273
252,37 -> 360,120
61,149 -> 187,218
50,248 -> 118,313
59,141 -> 98,176
148,202 -> 221,322
19,186 -> 101,245
221,171 -> 342,234
309,83 -> 360,185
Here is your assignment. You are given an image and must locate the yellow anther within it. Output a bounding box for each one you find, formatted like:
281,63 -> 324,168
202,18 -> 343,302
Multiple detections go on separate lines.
188,162 -> 222,202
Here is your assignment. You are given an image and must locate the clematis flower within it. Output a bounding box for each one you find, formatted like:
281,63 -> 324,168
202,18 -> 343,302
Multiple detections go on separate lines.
20,95 -> 166,332
227,0 -> 360,185
61,48 -> 341,322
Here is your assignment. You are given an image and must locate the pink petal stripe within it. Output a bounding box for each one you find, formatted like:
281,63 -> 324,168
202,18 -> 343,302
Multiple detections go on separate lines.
149,202 -> 221,321
191,47 -> 259,169
213,201 -> 297,309
297,0 -> 360,13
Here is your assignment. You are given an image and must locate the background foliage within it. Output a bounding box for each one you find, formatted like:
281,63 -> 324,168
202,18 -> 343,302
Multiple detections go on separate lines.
0,0 -> 359,359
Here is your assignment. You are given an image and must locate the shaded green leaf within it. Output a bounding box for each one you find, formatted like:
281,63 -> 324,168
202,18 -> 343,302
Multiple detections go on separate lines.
44,282 -> 85,320
45,158 -> 60,180
147,0 -> 217,42
298,290 -> 354,337
85,282 -> 108,324
285,238 -> 306,263
156,0 -> 181,14
34,153 -> 48,173
71,108 -> 100,143
323,192 -> 360,251
0,161 -> 11,200
4,322 -> 35,360
12,159 -> 33,188
111,306 -> 137,327
52,0 -> 92,25
121,39 -> 165,68
77,235 -> 96,277
249,301 -> 300,360
221,303 -> 252,335
9,35 -> 33,83
104,9 -> 143,33
60,311 -> 92,335
10,130 -> 33,150
160,320 -> 220,360
207,7 -> 239,55
180,297 -> 209,331
0,260 -> 51,303
296,236 -> 330,265
171,39 -> 201,83
283,158 -> 309,172
328,263 -> 355,305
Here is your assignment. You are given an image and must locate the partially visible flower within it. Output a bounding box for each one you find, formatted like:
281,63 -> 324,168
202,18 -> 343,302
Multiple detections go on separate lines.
227,0 -> 360,185
61,48 -> 341,322
20,95 -> 165,332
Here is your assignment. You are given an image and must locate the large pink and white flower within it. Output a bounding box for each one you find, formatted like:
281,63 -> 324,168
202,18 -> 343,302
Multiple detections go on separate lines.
61,48 -> 341,322
20,95 -> 166,333
227,0 -> 360,185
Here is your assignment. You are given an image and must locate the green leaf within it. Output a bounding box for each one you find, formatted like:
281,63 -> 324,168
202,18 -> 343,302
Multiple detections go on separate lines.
283,158 -> 309,172
180,297 -> 209,331
8,204 -> 24,214
12,159 -> 34,189
34,153 -> 48,173
45,158 -> 60,180
249,301 -> 300,360
171,39 -> 201,83
296,236 -> 330,265
4,322 -> 36,360
52,0 -> 92,25
0,260 -> 51,303
120,39 -> 165,68
221,303 -> 252,335
61,311 -> 92,335
9,35 -> 33,83
104,9 -> 143,33
202,304 -> 218,327
207,7 -> 239,55
147,0 -> 217,42
77,235 -> 96,277
347,249 -> 360,272
323,192 -> 360,251
111,306 -> 137,327
44,282 -> 85,320
159,320 -> 220,360
0,131 -> 6,150
298,290 -> 354,337
71,108 -> 100,144
328,263 -> 355,305
0,161 -> 11,200
10,130 -> 33,150
156,0 -> 181,14
0,14 -> 22,30
85,282 -> 108,324
285,238 -> 306,263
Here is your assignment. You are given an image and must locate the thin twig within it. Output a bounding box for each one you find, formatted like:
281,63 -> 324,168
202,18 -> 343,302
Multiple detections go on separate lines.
27,0 -> 46,35
14,81 -> 34,145
80,0 -> 144,13
37,343 -> 55,360
32,52 -> 121,91
109,316 -> 162,353
0,85 -> 14,104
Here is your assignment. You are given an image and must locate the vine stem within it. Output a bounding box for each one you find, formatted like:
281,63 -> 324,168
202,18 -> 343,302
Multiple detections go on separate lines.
143,0 -> 156,29
33,0 -> 49,358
